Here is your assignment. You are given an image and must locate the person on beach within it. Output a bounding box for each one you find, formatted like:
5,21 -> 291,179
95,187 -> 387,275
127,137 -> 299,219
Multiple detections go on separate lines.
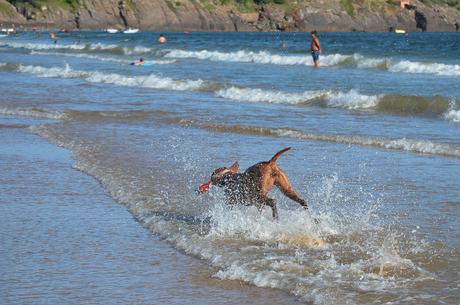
158,34 -> 167,44
130,58 -> 145,66
49,32 -> 58,44
310,30 -> 321,68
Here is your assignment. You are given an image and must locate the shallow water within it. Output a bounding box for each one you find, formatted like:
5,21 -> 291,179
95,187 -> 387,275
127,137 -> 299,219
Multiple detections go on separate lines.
1,31 -> 459,304
0,124 -> 300,305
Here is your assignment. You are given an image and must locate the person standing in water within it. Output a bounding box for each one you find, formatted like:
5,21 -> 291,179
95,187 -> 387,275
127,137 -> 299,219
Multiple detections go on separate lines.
49,32 -> 58,44
310,30 -> 321,68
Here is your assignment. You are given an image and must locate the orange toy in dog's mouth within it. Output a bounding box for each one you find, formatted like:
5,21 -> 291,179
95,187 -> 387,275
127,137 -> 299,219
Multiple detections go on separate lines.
197,181 -> 212,194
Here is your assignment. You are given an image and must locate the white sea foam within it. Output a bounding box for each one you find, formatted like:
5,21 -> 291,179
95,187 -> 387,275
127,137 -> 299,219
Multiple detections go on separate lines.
388,60 -> 460,76
0,107 -> 65,120
444,109 -> 460,123
166,49 -> 351,67
215,87 -> 325,104
16,64 -> 204,91
206,202 -> 325,246
273,129 -> 460,157
87,43 -> 153,55
1,41 -> 155,55
149,59 -> 177,65
31,50 -> 129,63
325,89 -> 381,109
1,41 -> 86,50
30,51 -> 176,65
18,63 -> 86,78
165,48 -> 460,76
216,86 -> 381,109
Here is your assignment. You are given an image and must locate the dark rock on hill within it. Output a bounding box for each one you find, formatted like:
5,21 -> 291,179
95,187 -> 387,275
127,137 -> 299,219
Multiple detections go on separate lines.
1,0 -> 459,32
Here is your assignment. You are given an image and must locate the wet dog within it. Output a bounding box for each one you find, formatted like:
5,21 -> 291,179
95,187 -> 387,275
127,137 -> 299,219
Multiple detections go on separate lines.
197,147 -> 308,220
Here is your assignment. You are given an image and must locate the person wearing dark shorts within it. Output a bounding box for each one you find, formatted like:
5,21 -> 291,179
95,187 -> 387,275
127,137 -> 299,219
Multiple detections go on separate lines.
310,30 -> 321,68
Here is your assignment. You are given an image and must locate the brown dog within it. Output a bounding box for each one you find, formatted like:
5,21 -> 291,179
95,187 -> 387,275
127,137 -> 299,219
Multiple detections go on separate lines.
198,147 -> 307,220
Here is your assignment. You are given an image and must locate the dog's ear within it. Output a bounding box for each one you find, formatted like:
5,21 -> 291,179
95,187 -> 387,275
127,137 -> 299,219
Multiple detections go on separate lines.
229,161 -> 239,173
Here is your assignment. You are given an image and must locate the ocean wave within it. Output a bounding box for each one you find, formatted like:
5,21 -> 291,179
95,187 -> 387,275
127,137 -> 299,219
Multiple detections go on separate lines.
165,49 -> 350,67
0,41 -> 86,51
16,64 -> 204,91
215,87 -> 325,105
163,119 -> 460,158
0,107 -> 66,120
216,87 -> 458,120
444,109 -> 460,123
388,60 -> 460,76
30,50 -> 129,63
217,87 -> 381,109
29,51 -> 177,65
0,107 -> 174,123
264,127 -> 460,158
0,41 -> 156,55
0,123 -> 29,129
165,49 -> 460,76
0,62 -> 17,71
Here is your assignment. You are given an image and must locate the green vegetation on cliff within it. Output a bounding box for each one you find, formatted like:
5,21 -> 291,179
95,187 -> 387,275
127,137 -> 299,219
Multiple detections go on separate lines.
421,0 -> 460,10
7,0 -> 79,10
0,2 -> 15,16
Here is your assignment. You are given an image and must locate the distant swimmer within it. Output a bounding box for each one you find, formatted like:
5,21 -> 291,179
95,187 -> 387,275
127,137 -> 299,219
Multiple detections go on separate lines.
310,30 -> 321,68
158,34 -> 167,44
49,32 -> 58,44
130,58 -> 145,66
279,42 -> 287,49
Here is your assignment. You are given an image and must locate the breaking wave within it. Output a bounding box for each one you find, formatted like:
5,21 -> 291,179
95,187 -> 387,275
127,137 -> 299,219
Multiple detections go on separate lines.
0,41 -> 156,55
0,107 -> 172,123
4,103 -> 458,158
216,87 -> 458,120
7,61 -> 458,121
29,50 -> 177,65
165,49 -> 460,75
216,87 -> 380,109
165,49 -> 349,67
163,119 -> 460,158
0,107 -> 66,120
30,50 -> 129,63
16,64 -> 205,91
388,60 -> 460,76
0,41 -> 86,51
444,109 -> 460,123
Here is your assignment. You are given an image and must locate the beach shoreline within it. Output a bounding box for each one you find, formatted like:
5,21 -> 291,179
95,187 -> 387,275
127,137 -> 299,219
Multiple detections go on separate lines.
0,123 -> 301,305
1,30 -> 458,304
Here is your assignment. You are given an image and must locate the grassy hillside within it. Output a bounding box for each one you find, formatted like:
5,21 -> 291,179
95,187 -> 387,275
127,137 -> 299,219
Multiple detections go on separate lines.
7,0 -> 79,10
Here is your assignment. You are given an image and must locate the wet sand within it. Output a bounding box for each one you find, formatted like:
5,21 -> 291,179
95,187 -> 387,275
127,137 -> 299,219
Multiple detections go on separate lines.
0,126 -> 301,305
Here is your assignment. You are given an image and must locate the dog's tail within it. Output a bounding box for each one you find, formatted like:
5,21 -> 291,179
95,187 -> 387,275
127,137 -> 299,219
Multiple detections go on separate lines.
269,147 -> 291,163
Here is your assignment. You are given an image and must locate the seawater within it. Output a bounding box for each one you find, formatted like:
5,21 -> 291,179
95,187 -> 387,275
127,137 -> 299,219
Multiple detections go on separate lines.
0,31 -> 459,304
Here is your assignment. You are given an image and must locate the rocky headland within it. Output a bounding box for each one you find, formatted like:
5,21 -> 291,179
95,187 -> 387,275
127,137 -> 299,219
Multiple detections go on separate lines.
0,0 -> 459,32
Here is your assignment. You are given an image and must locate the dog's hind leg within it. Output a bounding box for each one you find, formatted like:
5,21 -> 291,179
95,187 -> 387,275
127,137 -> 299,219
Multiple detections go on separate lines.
275,170 -> 308,209
260,197 -> 278,220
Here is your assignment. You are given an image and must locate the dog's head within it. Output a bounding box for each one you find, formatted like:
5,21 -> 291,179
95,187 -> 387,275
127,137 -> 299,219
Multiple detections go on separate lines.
197,161 -> 239,194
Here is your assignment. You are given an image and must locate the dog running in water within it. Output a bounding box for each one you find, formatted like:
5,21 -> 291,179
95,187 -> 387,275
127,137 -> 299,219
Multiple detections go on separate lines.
197,147 -> 308,220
